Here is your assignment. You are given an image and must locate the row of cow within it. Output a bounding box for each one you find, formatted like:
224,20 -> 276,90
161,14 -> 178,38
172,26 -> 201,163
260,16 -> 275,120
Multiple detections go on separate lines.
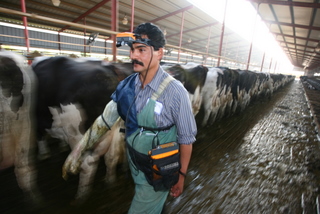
0,51 -> 294,206
163,61 -> 294,126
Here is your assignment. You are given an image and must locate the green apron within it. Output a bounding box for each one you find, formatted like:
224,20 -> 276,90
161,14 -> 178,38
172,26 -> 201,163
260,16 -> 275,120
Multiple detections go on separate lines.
127,75 -> 177,214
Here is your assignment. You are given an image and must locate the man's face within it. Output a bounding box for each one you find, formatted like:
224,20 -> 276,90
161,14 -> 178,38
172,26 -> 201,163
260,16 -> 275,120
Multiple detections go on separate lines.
130,35 -> 163,75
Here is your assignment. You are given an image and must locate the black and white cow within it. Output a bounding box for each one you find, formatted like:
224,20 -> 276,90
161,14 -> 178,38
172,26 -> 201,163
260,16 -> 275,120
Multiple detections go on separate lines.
236,69 -> 258,112
200,67 -> 223,126
0,51 -> 41,204
201,68 -> 289,126
32,56 -> 120,158
270,73 -> 294,91
254,72 -> 273,98
201,67 -> 241,126
162,62 -> 208,116
216,67 -> 239,119
32,56 -> 129,203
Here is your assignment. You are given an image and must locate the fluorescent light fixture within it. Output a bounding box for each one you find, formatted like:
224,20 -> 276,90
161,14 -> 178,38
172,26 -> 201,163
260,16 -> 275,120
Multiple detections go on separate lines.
122,15 -> 128,25
52,0 -> 61,7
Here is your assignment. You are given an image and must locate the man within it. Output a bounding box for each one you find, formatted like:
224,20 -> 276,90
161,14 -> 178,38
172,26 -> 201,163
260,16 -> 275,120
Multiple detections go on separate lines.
63,23 -> 197,213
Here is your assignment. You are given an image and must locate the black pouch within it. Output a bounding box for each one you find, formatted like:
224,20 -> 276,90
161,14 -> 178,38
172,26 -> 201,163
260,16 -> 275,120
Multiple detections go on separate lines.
147,142 -> 181,191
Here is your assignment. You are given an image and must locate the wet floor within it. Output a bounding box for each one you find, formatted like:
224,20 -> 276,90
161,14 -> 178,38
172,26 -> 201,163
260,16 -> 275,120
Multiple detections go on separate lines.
1,80 -> 320,214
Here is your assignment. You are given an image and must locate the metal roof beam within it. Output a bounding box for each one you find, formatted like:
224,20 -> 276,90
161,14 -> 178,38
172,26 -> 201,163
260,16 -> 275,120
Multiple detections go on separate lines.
301,3 -> 319,73
248,0 -> 320,8
59,0 -> 111,32
274,33 -> 320,43
0,7 -> 118,35
268,4 -> 294,62
264,20 -> 320,31
296,52 -> 320,58
149,5 -> 193,23
281,41 -> 316,49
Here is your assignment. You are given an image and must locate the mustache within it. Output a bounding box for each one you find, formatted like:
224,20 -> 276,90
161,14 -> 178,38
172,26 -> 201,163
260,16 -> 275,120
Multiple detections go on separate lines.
132,59 -> 144,66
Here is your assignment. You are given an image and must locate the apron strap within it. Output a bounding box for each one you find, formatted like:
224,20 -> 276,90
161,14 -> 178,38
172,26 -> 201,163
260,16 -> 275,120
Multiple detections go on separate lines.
151,75 -> 175,100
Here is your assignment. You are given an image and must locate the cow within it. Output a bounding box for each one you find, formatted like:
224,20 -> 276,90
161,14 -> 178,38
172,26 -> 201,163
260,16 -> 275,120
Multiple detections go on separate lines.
31,56 -> 131,204
215,67 -> 239,119
200,68 -> 281,127
270,73 -> 294,91
201,67 -> 225,126
47,103 -> 126,204
162,62 -> 208,116
254,72 -> 274,98
236,69 -> 258,112
201,67 -> 242,126
32,56 -> 120,159
0,51 -> 41,205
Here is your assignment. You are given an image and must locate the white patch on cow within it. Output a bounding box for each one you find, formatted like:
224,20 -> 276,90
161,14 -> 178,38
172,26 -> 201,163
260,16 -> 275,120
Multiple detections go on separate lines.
47,103 -> 84,149
201,68 -> 221,126
101,60 -> 112,66
181,62 -> 200,69
0,50 -> 28,69
189,85 -> 202,116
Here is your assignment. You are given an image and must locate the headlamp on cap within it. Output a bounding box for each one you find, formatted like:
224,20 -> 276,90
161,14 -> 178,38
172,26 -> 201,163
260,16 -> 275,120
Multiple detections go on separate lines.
116,32 -> 152,48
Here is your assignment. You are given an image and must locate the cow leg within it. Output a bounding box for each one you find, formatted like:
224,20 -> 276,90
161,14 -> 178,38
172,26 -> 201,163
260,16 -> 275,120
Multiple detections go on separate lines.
201,99 -> 212,127
14,162 -> 42,205
103,119 -> 126,184
104,146 -> 119,184
74,151 -> 100,204
37,139 -> 51,160
14,127 -> 43,206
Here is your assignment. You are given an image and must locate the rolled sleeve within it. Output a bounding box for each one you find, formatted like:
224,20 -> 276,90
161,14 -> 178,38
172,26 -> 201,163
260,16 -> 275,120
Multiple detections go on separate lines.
171,82 -> 197,145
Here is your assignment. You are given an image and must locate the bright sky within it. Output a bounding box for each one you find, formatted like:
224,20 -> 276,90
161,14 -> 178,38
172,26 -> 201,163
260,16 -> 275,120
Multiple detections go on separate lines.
187,0 -> 294,72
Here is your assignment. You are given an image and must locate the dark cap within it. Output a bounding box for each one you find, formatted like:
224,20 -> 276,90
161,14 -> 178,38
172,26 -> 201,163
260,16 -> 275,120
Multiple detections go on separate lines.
132,23 -> 166,50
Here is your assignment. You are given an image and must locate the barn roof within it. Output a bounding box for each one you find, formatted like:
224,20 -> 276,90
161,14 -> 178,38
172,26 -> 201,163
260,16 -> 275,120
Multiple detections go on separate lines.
0,0 -> 319,74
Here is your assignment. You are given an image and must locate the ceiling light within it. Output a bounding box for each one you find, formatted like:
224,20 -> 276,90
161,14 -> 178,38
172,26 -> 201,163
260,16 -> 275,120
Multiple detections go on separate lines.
52,0 -> 61,7
188,38 -> 192,43
163,28 -> 167,36
122,14 -> 128,25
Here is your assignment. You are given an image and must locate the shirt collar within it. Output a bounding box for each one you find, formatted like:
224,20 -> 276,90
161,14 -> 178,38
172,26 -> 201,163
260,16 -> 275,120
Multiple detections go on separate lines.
135,66 -> 165,92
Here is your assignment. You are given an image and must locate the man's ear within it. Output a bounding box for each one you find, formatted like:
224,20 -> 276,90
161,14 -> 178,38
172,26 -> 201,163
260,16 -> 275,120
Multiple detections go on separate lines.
157,47 -> 164,60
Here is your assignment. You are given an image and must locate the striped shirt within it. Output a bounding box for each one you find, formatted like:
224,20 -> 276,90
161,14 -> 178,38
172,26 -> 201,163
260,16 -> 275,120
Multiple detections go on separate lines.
134,66 -> 197,145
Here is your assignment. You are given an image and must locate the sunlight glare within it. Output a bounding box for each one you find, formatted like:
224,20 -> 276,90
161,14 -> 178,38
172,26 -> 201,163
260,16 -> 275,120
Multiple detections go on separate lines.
187,0 -> 293,72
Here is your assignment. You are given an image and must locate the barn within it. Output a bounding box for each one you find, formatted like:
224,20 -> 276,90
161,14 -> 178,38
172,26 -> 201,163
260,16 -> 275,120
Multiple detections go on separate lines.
0,0 -> 320,213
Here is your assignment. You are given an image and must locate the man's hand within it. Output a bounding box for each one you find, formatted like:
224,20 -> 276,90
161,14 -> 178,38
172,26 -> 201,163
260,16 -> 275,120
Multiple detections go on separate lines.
62,145 -> 84,180
170,174 -> 185,198
170,143 -> 192,198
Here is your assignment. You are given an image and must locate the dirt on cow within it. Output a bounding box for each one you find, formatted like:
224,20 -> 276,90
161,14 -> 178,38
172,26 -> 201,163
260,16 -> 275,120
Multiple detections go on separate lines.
1,80 -> 320,214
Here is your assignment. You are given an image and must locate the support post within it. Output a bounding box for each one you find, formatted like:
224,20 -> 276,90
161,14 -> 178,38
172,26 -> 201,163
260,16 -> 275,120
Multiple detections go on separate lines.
130,0 -> 135,32
111,0 -> 118,62
83,17 -> 86,57
246,4 -> 260,70
20,0 -> 30,63
217,0 -> 228,67
177,11 -> 185,63
260,52 -> 265,72
205,26 -> 212,65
